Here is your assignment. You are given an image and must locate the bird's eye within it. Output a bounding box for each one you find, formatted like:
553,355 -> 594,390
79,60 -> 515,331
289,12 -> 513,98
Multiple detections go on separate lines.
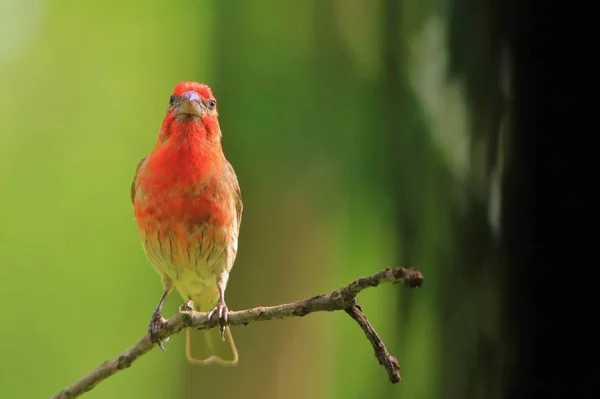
208,99 -> 216,109
169,95 -> 176,106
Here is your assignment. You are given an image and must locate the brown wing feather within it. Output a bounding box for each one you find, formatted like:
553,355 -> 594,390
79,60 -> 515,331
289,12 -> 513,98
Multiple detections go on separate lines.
131,156 -> 148,204
225,161 -> 243,233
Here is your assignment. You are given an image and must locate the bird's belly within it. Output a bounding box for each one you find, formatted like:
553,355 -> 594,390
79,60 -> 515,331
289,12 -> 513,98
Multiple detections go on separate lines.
140,220 -> 229,302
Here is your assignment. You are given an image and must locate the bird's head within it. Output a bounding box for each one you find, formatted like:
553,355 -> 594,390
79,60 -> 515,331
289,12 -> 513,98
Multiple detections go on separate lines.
158,81 -> 221,143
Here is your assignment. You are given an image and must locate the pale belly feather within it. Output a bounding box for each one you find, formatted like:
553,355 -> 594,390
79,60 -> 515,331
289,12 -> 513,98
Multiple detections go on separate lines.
140,221 -> 234,310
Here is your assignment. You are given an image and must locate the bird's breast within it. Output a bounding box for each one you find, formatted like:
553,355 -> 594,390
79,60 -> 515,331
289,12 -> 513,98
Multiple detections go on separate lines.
133,174 -> 236,277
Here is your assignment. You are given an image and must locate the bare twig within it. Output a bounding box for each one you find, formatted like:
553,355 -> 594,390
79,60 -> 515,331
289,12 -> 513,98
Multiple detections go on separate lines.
345,303 -> 401,382
50,267 -> 424,399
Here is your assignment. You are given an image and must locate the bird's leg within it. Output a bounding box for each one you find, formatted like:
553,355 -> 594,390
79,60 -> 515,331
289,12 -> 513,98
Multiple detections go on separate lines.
148,288 -> 170,351
207,273 -> 229,340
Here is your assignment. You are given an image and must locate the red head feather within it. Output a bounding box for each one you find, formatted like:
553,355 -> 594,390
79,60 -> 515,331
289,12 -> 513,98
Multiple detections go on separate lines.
157,81 -> 221,144
173,81 -> 214,100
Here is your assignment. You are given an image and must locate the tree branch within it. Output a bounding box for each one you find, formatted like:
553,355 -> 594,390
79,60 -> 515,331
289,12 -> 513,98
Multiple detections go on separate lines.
50,267 -> 424,399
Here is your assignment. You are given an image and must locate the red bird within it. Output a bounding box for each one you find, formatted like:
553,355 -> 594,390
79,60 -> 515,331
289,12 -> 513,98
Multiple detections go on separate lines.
131,81 -> 242,365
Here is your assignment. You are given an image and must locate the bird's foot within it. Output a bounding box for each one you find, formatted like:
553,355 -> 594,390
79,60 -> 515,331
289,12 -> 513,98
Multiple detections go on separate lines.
207,302 -> 229,340
148,311 -> 167,351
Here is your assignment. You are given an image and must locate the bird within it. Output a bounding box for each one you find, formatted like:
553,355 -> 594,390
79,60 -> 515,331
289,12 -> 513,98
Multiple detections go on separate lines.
131,81 -> 242,365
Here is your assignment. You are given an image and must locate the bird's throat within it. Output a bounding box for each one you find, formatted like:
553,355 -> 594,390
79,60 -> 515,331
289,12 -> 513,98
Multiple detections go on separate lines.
150,128 -> 223,189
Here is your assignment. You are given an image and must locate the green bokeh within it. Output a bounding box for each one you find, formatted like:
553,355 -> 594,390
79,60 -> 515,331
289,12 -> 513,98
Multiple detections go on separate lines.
0,1 -> 512,398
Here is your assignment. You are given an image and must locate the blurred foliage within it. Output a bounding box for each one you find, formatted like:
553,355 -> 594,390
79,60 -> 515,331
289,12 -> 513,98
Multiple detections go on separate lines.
0,0 -> 514,398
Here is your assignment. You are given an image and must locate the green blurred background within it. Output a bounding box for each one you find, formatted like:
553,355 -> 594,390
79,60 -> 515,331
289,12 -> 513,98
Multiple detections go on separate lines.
0,0 -> 520,398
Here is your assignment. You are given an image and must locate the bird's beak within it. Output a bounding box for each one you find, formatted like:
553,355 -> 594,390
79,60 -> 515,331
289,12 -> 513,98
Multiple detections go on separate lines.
178,91 -> 205,117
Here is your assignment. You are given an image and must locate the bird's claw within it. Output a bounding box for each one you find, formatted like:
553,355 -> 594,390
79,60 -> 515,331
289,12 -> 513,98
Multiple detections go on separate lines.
148,311 -> 167,351
207,302 -> 228,340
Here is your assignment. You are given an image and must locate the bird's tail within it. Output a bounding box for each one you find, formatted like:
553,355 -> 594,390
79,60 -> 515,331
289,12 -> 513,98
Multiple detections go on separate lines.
185,303 -> 238,366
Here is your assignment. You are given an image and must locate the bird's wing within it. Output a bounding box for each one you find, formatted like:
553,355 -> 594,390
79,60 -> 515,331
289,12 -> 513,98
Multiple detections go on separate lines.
131,156 -> 148,204
225,161 -> 243,234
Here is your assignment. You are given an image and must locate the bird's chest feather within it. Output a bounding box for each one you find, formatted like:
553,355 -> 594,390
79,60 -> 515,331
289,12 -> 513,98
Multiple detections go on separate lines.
133,152 -> 235,283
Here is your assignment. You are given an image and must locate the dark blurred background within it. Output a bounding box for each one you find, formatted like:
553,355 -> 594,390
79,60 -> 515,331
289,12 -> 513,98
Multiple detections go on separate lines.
0,0 -> 546,398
